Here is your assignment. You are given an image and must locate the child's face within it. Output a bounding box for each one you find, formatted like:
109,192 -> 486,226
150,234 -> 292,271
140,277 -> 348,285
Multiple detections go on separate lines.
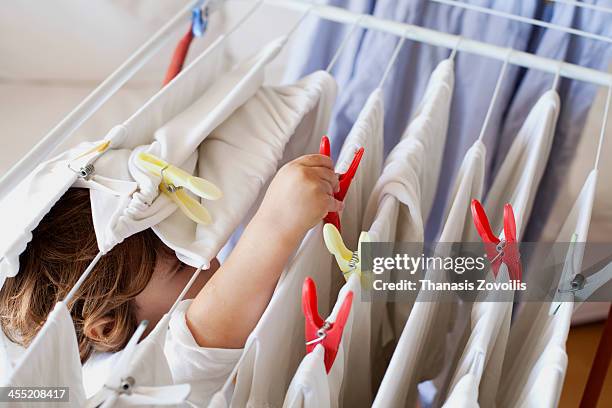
134,256 -> 220,333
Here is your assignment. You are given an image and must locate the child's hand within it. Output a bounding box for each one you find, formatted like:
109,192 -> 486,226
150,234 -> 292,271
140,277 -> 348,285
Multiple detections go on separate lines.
255,154 -> 342,240
187,155 -> 342,348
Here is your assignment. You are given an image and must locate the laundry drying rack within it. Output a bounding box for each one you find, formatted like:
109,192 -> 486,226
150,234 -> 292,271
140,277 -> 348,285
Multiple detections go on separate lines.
2,0 -> 611,406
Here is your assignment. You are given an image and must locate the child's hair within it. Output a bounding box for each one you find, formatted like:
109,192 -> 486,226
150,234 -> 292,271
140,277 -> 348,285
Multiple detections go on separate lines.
0,188 -> 172,362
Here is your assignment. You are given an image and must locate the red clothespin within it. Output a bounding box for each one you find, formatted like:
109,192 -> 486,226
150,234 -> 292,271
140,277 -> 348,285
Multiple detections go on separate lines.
302,277 -> 353,373
162,4 -> 208,86
163,28 -> 194,86
319,136 -> 365,231
471,199 -> 522,282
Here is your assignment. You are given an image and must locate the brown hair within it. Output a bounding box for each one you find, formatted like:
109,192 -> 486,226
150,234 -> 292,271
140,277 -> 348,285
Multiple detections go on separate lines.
0,188 -> 171,362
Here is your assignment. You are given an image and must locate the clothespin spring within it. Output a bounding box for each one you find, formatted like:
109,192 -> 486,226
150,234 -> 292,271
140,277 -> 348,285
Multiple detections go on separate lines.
488,239 -> 507,265
160,165 -> 181,193
306,321 -> 332,346
558,273 -> 586,294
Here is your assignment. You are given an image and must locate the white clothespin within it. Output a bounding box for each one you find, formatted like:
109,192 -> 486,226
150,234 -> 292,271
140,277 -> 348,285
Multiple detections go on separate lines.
550,234 -> 612,315
86,321 -> 191,408
136,152 -> 222,225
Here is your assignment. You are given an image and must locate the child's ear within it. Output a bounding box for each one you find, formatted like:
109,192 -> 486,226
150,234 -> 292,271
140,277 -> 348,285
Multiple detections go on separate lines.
84,316 -> 117,346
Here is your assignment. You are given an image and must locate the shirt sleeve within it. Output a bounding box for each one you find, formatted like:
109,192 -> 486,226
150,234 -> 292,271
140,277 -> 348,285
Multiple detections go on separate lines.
165,300 -> 244,406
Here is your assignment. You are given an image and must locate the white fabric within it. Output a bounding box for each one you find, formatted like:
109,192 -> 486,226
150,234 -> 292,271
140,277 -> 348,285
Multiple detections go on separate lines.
210,92 -> 390,408
2,302 -> 86,407
165,301 -> 244,407
327,88 -> 385,407
497,170 -> 598,408
0,37 -> 274,285
442,373 -> 480,408
336,88 -> 385,249
83,300 -> 242,407
363,59 -> 455,340
95,38 -> 286,258
158,70 -> 337,267
209,224 -> 333,408
282,345 -> 331,408
444,90 -> 560,407
374,140 -> 486,408
282,274 -> 360,408
0,138 -> 123,288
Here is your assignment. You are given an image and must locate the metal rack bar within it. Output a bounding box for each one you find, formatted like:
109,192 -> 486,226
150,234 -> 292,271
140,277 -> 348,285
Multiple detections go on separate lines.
264,0 -> 612,87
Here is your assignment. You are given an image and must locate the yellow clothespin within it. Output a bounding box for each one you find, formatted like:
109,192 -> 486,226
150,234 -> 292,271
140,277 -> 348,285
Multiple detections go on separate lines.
323,223 -> 371,282
136,152 -> 222,225
74,140 -> 111,159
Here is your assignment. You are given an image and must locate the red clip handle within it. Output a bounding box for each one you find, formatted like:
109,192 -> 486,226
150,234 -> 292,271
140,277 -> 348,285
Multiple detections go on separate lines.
163,27 -> 194,86
502,204 -> 522,281
471,200 -> 522,281
302,277 -> 353,373
319,136 -> 364,231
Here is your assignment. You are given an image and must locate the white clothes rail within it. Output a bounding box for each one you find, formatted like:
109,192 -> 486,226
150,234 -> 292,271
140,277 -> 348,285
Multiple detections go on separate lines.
264,0 -> 612,87
0,0 -> 203,197
429,0 -> 612,45
549,0 -> 612,15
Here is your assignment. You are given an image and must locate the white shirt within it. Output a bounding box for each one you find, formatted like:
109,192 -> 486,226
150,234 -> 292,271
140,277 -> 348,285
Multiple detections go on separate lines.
283,274 -> 360,408
374,140 -> 486,408
445,90 -> 561,407
211,83 -> 382,408
498,170 -> 598,408
83,300 -> 242,407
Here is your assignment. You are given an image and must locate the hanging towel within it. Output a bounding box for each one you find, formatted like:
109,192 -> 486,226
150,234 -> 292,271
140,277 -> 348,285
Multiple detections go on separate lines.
443,90 -> 560,407
374,140 -> 485,408
2,302 -> 86,407
497,170 -> 598,408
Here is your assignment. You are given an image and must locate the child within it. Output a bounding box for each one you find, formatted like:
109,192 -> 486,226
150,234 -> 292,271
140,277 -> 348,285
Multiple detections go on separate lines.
0,153 -> 342,400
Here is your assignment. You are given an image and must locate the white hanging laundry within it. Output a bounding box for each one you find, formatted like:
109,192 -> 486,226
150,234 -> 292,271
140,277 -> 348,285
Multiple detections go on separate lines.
327,87 -> 384,318
320,87 -> 385,407
363,58 -> 455,339
373,140 -> 486,408
95,37 -> 289,260
158,69 -> 337,267
442,374 -> 480,408
282,345 -> 332,408
468,90 -> 561,240
325,88 -> 384,408
208,224 -> 333,408
208,90 -> 397,408
336,88 -> 385,250
0,37 -> 281,287
282,274 -> 358,408
83,59 -> 337,408
444,90 -> 560,408
1,34 -> 339,407
1,302 -> 86,407
497,170 -> 597,408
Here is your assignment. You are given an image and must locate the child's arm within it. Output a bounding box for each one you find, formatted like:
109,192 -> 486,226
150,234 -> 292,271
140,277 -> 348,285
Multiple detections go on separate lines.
186,154 -> 342,348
